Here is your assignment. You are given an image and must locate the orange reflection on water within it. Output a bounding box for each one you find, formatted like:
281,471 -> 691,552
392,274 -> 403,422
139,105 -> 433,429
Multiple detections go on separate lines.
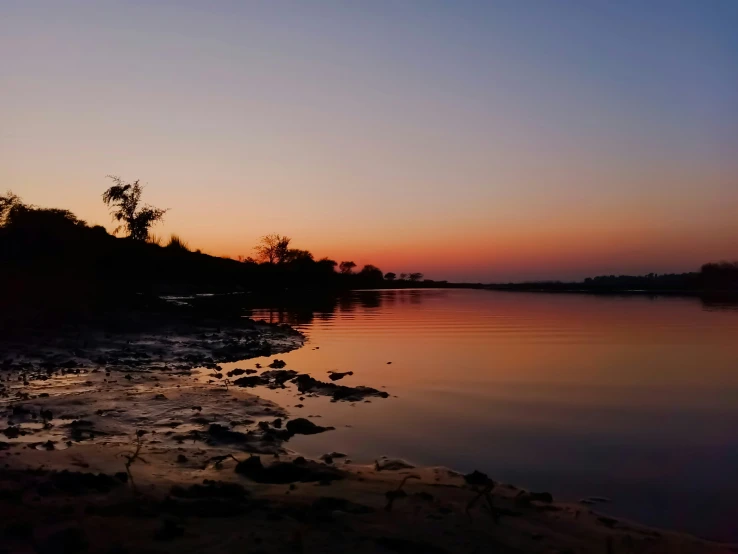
230,290 -> 738,540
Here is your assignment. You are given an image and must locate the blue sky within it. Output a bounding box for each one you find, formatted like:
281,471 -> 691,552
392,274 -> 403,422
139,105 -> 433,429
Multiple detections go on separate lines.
2,1 -> 737,280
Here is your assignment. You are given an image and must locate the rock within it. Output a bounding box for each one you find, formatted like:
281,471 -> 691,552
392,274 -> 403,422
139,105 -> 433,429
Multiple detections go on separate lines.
232,376 -> 265,388
227,368 -> 258,377
206,424 -> 250,444
320,454 -> 333,464
170,480 -> 248,500
375,457 -> 415,471
272,418 -> 282,429
2,426 -> 21,439
529,491 -> 553,503
11,405 -> 32,417
463,470 -> 491,486
234,455 -> 264,475
235,455 -> 344,484
598,516 -> 617,528
286,418 -> 334,436
154,394 -> 168,400
268,359 -> 287,369
328,371 -> 354,381
260,369 -> 299,387
176,454 -> 188,464
293,374 -> 390,402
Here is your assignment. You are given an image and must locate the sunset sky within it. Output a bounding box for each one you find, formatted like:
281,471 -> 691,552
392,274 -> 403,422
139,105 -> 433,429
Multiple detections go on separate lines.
3,1 -> 737,282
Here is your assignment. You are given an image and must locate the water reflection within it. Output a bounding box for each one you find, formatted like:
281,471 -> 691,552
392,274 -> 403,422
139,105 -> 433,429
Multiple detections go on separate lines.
245,289 -> 445,325
238,289 -> 738,541
247,288 -> 738,325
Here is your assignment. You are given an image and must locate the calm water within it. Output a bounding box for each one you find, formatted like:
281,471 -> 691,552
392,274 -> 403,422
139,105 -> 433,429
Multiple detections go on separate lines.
239,289 -> 738,540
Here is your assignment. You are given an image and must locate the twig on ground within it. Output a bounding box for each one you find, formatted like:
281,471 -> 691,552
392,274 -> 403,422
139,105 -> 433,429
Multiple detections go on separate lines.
385,475 -> 420,511
119,429 -> 149,495
466,481 -> 498,522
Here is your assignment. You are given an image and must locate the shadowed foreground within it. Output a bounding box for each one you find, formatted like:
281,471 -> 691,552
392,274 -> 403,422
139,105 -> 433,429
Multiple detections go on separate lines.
2,447 -> 733,554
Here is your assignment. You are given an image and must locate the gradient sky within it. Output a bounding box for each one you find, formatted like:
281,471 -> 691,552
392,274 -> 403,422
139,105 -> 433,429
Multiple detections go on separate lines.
2,1 -> 737,281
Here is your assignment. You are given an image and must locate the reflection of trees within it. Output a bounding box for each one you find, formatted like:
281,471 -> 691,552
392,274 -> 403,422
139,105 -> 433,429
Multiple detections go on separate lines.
338,295 -> 356,313
700,296 -> 738,312
356,290 -> 382,309
243,289 -> 436,324
244,289 -> 445,325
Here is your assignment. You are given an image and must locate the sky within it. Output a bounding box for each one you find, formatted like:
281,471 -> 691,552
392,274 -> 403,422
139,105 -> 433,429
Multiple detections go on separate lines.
2,0 -> 737,282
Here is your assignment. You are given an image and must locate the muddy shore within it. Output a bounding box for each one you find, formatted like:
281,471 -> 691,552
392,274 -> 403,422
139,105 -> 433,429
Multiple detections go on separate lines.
1,321 -> 735,553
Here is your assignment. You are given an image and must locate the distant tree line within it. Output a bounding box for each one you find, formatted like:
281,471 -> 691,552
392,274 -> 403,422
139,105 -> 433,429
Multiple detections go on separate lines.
489,264 -> 738,295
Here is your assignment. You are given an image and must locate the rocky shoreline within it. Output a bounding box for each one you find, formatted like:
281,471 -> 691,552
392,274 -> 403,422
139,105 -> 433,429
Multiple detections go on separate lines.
1,321 -> 735,553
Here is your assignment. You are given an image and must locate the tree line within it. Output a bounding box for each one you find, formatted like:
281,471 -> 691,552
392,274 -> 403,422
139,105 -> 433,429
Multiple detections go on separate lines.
98,177 -> 424,285
0,178 -> 428,309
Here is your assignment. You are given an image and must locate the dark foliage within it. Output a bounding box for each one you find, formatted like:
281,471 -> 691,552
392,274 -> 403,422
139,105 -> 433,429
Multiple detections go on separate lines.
102,176 -> 167,241
0,192 -> 429,330
700,261 -> 738,290
490,265 -> 737,295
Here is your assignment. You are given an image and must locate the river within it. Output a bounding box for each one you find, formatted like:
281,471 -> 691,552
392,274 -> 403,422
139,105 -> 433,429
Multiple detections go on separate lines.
229,288 -> 738,540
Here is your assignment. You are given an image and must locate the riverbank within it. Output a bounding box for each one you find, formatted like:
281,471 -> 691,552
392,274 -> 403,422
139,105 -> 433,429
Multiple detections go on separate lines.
3,446 -> 733,554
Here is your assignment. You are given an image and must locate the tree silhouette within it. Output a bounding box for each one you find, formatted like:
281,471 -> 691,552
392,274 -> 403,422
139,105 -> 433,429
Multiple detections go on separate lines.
339,261 -> 357,274
384,272 -> 397,281
0,191 -> 22,227
408,272 -> 424,282
255,234 -> 291,264
284,249 -> 314,263
359,264 -> 384,282
102,176 -> 167,241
